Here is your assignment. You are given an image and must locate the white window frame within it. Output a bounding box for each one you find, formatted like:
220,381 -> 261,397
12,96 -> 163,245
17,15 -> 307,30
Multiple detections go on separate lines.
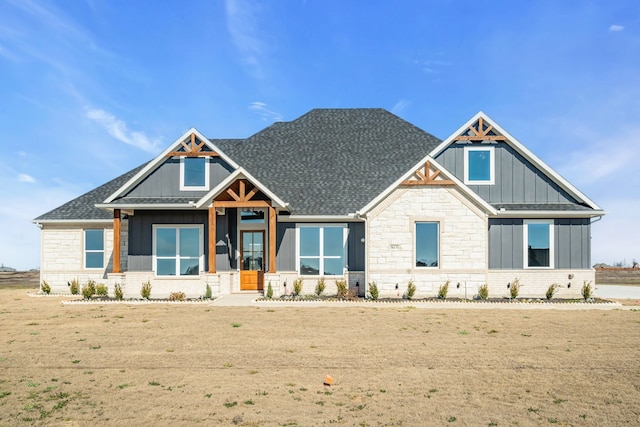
180,157 -> 209,191
296,224 -> 348,277
84,229 -> 105,270
414,221 -> 440,269
152,225 -> 204,277
464,145 -> 495,185
523,220 -> 554,269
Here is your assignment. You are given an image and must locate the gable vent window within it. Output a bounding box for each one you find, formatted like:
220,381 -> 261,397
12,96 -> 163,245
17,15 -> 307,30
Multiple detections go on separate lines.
180,157 -> 209,190
464,146 -> 494,185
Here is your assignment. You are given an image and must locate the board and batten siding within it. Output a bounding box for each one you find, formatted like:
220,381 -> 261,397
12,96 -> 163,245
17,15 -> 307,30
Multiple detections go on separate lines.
125,157 -> 234,198
489,218 -> 591,269
435,142 -> 579,205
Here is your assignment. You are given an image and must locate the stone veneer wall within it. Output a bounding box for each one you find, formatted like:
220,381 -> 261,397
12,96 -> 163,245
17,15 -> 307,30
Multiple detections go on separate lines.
487,269 -> 595,299
366,186 -> 489,298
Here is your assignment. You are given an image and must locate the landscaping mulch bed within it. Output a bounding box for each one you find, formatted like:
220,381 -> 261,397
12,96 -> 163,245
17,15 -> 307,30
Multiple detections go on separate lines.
256,295 -> 616,304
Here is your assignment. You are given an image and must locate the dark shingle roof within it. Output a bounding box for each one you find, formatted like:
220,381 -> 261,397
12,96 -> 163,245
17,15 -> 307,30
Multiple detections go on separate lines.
34,163 -> 148,221
215,109 -> 442,215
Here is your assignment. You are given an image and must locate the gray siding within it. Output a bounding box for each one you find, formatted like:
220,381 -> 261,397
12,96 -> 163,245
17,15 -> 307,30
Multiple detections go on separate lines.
435,142 -> 579,205
126,157 -> 234,198
276,223 -> 296,271
347,222 -> 365,271
489,218 -> 591,269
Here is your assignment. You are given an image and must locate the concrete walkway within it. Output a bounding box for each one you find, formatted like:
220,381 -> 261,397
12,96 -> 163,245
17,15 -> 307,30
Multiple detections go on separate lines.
596,284 -> 640,300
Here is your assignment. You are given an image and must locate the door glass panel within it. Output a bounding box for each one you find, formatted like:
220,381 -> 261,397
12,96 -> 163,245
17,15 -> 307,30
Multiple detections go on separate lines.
180,228 -> 199,258
242,232 -> 264,271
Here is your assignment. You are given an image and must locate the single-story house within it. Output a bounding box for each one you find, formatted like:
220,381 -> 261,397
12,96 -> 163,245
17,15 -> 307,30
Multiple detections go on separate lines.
34,109 -> 604,298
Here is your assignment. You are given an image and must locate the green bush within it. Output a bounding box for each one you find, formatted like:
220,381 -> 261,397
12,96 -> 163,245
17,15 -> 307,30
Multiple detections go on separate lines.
437,280 -> 449,299
368,281 -> 379,300
478,284 -> 489,300
293,278 -> 303,296
266,282 -> 273,299
81,280 -> 96,299
114,283 -> 124,300
315,277 -> 326,296
404,280 -> 416,299
546,283 -> 560,300
140,281 -> 152,299
509,278 -> 521,299
169,291 -> 185,301
581,280 -> 593,300
204,283 -> 212,300
336,279 -> 348,298
95,284 -> 108,296
41,281 -> 51,294
69,278 -> 80,295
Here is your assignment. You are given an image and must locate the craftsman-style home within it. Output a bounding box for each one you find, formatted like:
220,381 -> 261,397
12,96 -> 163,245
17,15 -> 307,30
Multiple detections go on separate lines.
34,109 -> 604,298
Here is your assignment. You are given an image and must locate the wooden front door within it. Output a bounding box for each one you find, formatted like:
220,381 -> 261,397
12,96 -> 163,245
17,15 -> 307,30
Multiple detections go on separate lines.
240,231 -> 265,291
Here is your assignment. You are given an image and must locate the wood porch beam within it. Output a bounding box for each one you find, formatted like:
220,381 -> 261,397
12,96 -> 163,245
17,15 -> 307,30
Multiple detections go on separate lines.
268,206 -> 276,273
226,188 -> 241,201
213,200 -> 272,208
208,204 -> 216,273
166,151 -> 220,157
113,209 -> 121,273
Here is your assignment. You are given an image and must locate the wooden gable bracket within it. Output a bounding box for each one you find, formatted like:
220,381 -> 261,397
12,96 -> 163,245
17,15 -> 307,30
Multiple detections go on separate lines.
454,117 -> 508,142
226,179 -> 260,202
401,161 -> 455,186
167,133 -> 220,157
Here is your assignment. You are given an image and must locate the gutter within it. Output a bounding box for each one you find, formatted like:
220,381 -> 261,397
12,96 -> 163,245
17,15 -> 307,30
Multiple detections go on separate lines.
494,210 -> 606,219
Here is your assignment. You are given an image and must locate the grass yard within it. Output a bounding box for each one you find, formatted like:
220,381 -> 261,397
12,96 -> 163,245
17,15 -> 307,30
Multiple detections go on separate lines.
0,286 -> 639,426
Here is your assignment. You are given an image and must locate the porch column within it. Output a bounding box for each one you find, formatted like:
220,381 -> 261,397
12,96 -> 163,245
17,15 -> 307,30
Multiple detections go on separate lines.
113,209 -> 121,273
208,204 -> 216,273
269,205 -> 276,273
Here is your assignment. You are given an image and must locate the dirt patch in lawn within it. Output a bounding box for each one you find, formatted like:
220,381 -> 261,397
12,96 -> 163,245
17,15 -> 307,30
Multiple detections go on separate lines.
0,288 -> 638,426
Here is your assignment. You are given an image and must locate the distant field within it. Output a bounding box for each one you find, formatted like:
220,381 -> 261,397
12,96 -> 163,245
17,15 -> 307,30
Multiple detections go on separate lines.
0,271 -> 39,288
0,287 -> 638,426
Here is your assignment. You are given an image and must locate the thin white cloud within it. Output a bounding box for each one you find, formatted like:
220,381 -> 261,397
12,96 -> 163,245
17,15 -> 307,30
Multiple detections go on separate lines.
249,102 -> 283,122
225,0 -> 266,78
609,24 -> 624,32
18,173 -> 35,183
86,108 -> 160,153
392,100 -> 411,115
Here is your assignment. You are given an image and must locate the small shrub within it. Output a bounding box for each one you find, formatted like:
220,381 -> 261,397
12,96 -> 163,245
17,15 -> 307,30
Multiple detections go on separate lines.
546,283 -> 560,300
204,283 -> 212,299
266,282 -> 273,299
69,278 -> 80,295
581,280 -> 593,300
293,278 -> 303,296
509,278 -> 521,299
41,281 -> 51,295
141,281 -> 152,299
368,281 -> 379,300
81,280 -> 96,299
168,291 -> 185,301
478,283 -> 489,300
437,280 -> 449,299
315,277 -> 325,296
95,284 -> 108,296
336,279 -> 348,298
405,280 -> 416,299
114,283 -> 124,300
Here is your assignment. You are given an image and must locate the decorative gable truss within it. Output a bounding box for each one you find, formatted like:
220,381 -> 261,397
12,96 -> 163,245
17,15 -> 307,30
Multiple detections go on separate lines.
168,133 -> 220,157
454,116 -> 507,142
401,161 -> 455,186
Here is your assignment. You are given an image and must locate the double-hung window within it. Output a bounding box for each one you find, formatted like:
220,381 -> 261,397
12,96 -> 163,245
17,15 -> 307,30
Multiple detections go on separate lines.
524,220 -> 554,268
298,225 -> 346,276
464,146 -> 494,185
415,222 -> 439,268
180,157 -> 209,190
84,229 -> 104,269
154,225 -> 203,276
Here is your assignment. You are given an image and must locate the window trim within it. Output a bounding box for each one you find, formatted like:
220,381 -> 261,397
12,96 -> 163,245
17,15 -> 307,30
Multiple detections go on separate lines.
523,219 -> 554,269
464,145 -> 495,185
296,224 -> 348,277
83,229 -> 105,270
152,224 -> 204,277
180,157 -> 209,191
414,221 -> 440,269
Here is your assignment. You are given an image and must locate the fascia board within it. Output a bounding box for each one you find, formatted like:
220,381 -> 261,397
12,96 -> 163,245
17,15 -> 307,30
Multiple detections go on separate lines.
494,210 -> 606,219
95,203 -> 194,210
103,127 -> 240,204
278,215 -> 361,222
33,219 -> 112,225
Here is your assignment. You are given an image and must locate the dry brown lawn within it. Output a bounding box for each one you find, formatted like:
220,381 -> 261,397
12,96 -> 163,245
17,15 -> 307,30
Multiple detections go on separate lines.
0,287 -> 639,426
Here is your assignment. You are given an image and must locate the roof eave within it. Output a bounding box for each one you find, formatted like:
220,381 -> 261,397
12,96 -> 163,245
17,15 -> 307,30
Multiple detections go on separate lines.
493,210 -> 606,219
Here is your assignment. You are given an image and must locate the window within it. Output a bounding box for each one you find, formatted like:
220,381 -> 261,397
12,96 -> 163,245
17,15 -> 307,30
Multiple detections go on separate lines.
84,229 -> 104,269
180,157 -> 209,190
154,226 -> 203,276
464,146 -> 494,185
524,220 -> 554,268
298,225 -> 346,276
415,222 -> 439,268
240,210 -> 265,224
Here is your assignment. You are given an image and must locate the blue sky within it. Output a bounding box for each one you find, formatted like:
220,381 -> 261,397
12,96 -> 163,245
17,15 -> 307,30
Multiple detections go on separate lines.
0,0 -> 638,270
